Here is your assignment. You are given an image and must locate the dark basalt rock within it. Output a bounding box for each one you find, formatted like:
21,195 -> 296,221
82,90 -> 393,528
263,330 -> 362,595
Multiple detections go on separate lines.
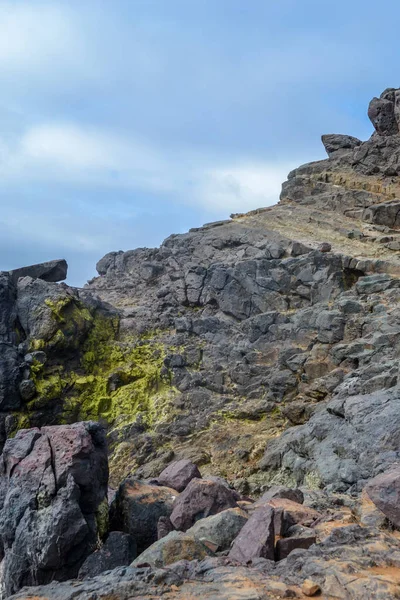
78,532 -> 137,579
110,478 -> 178,553
0,422 -> 108,596
9,259 -> 68,283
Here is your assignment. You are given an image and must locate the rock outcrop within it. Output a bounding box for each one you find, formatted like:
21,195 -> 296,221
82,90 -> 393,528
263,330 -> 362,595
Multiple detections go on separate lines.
4,87 -> 400,598
0,421 -> 108,596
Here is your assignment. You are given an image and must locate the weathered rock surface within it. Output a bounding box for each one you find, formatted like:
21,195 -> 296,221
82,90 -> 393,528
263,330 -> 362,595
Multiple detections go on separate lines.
78,531 -> 136,578
228,505 -> 275,563
170,479 -> 239,531
131,530 -> 213,568
6,86 -> 400,598
186,507 -> 248,551
0,421 -> 108,596
110,478 -> 179,553
9,259 -> 68,283
364,466 -> 400,527
157,458 -> 201,492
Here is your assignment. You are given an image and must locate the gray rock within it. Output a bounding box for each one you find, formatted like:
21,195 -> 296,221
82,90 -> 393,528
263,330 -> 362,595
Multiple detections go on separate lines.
78,532 -> 137,579
131,531 -> 213,568
170,479 -> 239,531
0,422 -> 108,596
321,134 -> 362,157
9,259 -> 68,283
186,507 -> 248,551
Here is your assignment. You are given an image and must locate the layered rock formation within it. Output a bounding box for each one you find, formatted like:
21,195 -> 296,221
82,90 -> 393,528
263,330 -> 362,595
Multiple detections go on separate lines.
3,87 -> 400,598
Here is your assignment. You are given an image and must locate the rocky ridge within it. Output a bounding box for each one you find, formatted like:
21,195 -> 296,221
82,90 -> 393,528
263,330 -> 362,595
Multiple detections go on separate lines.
2,88 -> 400,597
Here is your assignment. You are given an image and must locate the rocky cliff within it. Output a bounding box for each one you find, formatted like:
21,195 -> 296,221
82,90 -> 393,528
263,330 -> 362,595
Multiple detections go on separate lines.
3,88 -> 400,598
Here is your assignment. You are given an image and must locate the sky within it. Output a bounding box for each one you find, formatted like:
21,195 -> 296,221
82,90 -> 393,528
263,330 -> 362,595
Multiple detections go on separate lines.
0,0 -> 399,285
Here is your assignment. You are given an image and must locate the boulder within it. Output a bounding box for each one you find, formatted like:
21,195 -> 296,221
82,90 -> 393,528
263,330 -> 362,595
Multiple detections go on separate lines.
321,134 -> 361,157
9,259 -> 68,283
228,505 -> 275,563
157,459 -> 201,492
131,531 -> 213,568
157,515 -> 175,540
186,507 -> 248,551
110,478 -> 179,553
255,485 -> 304,506
78,532 -> 136,579
275,534 -> 316,560
0,422 -> 108,596
264,498 -> 321,535
365,467 -> 400,528
170,478 -> 238,531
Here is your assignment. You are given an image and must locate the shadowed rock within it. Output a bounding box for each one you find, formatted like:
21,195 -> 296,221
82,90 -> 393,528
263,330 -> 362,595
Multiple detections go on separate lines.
228,505 -> 275,563
9,259 -> 68,283
365,467 -> 400,528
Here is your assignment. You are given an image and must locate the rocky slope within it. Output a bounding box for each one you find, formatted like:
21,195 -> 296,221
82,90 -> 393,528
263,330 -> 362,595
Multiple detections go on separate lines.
2,87 -> 400,598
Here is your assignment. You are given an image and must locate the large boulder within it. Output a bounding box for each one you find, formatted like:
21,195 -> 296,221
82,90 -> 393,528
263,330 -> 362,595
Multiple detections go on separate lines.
157,459 -> 201,492
131,530 -> 213,568
9,259 -> 68,283
321,134 -> 362,158
170,479 -> 239,531
186,507 -> 248,551
365,467 -> 400,528
228,505 -> 275,563
78,532 -> 136,579
110,478 -> 179,553
0,422 -> 108,597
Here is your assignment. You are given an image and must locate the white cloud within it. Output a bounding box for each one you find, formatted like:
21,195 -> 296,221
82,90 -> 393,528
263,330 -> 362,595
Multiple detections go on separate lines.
0,121 -> 300,215
0,2 -> 82,72
197,163 -> 296,212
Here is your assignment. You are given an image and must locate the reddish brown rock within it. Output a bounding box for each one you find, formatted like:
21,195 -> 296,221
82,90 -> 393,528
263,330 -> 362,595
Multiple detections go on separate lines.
170,478 -> 238,531
365,467 -> 400,528
275,534 -> 316,561
267,498 -> 321,533
157,459 -> 201,492
228,505 -> 275,564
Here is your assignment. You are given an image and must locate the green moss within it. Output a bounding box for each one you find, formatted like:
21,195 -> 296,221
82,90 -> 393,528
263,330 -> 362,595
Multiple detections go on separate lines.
95,497 -> 109,540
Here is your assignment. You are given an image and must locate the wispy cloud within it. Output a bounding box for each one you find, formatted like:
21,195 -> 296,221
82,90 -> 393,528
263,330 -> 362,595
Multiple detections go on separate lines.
0,2 -> 83,73
0,122 -> 296,214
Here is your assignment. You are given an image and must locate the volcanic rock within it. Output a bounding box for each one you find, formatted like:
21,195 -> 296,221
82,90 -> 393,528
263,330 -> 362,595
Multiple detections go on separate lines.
170,479 -> 239,531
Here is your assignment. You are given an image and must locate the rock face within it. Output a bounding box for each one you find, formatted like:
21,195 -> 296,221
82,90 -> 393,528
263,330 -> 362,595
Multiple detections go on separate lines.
0,422 -> 108,596
6,86 -> 400,599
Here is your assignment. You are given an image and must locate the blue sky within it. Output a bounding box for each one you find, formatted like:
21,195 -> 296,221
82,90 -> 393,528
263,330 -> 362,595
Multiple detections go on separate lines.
0,0 -> 398,285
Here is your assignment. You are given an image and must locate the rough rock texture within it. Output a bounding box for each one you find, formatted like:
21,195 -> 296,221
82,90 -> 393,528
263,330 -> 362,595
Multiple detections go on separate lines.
9,259 -> 68,284
131,530 -> 213,568
78,532 -> 136,578
110,478 -> 179,553
170,479 -> 239,531
0,422 -> 108,596
364,466 -> 400,527
157,459 -> 201,492
186,507 -> 248,551
228,505 -> 275,563
6,87 -> 400,598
